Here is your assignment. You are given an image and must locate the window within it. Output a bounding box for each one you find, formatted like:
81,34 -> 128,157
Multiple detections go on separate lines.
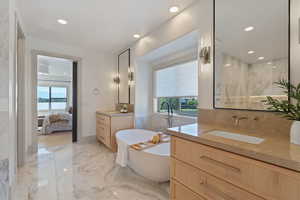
38,86 -> 50,111
38,86 -> 68,111
158,97 -> 198,116
154,60 -> 198,116
51,87 -> 68,110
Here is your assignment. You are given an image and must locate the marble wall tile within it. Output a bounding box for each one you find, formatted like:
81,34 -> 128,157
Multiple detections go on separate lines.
0,1 -> 11,200
0,0 -> 9,127
0,159 -> 9,200
199,109 -> 292,136
215,53 -> 289,110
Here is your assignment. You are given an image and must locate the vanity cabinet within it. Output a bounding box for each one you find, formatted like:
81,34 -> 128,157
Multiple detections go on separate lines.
96,112 -> 134,152
171,136 -> 300,200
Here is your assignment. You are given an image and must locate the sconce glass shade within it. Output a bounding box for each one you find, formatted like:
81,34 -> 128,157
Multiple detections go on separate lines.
113,76 -> 120,84
128,72 -> 134,82
200,46 -> 211,64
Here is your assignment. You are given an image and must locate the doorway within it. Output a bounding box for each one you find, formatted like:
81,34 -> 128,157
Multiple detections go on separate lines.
35,54 -> 79,148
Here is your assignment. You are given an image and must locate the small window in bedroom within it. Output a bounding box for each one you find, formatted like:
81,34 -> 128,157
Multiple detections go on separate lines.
37,86 -> 68,111
51,87 -> 68,110
38,86 -> 50,111
154,60 -> 198,116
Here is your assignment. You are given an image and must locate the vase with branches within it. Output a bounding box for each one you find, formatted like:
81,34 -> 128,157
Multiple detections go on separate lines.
263,80 -> 300,145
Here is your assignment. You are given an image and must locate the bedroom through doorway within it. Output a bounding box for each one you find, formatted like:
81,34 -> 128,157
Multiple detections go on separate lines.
36,55 -> 78,148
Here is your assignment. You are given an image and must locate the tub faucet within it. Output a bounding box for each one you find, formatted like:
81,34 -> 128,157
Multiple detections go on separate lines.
161,102 -> 171,116
161,102 -> 174,128
232,116 -> 248,126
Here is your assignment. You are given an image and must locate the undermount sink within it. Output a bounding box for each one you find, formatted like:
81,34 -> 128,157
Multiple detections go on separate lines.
207,130 -> 265,144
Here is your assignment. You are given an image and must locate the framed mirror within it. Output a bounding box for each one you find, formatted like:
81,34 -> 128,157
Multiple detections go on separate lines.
118,49 -> 131,104
213,0 -> 290,111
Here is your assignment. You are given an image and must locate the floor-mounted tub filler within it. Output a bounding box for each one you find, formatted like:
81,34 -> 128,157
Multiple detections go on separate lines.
116,129 -> 170,182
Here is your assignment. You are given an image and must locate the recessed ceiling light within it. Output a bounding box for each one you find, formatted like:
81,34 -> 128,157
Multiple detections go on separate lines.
57,19 -> 68,25
272,66 -> 277,69
248,50 -> 255,54
169,6 -> 179,13
267,62 -> 272,65
133,34 -> 141,39
224,63 -> 231,67
244,26 -> 254,32
258,57 -> 265,60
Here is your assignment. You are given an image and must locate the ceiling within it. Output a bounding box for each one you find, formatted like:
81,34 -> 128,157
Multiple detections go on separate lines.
38,55 -> 73,80
18,0 -> 196,53
141,31 -> 198,63
215,0 -> 289,65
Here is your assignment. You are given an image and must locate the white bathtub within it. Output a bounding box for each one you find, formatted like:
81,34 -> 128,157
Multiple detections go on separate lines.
116,129 -> 170,182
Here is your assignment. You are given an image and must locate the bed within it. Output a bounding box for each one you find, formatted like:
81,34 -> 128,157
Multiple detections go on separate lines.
42,113 -> 72,134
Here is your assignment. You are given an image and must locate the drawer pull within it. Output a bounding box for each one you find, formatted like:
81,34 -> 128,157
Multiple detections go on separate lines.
200,156 -> 241,173
198,177 -> 234,200
199,177 -> 206,185
98,135 -> 104,139
206,184 -> 235,200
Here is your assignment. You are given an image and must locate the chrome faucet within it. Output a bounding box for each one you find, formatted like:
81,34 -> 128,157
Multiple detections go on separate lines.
232,116 -> 248,126
161,102 -> 174,128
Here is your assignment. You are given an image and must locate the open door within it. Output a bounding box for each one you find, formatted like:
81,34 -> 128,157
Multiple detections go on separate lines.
72,61 -> 78,142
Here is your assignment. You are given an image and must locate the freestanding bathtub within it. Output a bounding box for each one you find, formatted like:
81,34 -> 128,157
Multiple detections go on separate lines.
116,129 -> 170,182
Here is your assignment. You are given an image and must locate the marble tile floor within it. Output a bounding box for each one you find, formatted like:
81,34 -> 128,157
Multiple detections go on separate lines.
12,137 -> 170,200
38,132 -> 72,148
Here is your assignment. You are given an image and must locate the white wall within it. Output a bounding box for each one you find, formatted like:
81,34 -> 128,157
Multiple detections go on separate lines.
131,0 -> 213,129
24,37 -> 117,153
291,0 -> 300,86
0,2 -> 12,198
0,0 -> 22,196
132,0 -> 299,117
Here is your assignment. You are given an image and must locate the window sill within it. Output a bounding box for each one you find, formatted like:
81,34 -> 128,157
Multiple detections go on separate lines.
155,112 -> 197,119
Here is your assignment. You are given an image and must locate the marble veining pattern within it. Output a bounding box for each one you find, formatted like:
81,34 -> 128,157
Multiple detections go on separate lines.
0,0 -> 9,107
12,137 -> 169,200
215,53 -> 288,110
0,2 -> 11,200
0,159 -> 9,200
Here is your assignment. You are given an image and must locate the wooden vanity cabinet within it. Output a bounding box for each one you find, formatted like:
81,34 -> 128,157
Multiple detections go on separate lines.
170,136 -> 300,200
96,113 -> 134,152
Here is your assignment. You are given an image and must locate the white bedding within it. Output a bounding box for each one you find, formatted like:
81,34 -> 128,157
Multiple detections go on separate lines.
42,113 -> 72,134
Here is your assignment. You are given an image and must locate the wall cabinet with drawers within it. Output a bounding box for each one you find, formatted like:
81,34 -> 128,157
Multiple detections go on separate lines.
96,112 -> 134,152
170,136 -> 300,200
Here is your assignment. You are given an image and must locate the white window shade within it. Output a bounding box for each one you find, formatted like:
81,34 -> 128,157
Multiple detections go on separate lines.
155,60 -> 198,98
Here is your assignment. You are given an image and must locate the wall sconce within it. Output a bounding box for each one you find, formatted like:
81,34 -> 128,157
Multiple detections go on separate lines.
200,46 -> 211,64
299,18 -> 300,44
128,68 -> 134,86
128,72 -> 134,82
113,75 -> 120,84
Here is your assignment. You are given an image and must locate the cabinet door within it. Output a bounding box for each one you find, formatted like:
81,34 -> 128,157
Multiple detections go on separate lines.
171,158 -> 264,200
96,114 -> 111,147
171,179 -> 206,200
172,136 -> 300,200
96,123 -> 106,144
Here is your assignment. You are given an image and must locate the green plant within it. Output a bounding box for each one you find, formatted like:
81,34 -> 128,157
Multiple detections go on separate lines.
263,80 -> 300,121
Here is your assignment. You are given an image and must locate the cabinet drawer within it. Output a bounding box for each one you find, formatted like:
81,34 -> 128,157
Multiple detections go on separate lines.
96,125 -> 105,143
171,179 -> 206,200
171,158 -> 264,200
172,137 -> 300,200
96,124 -> 110,146
96,114 -> 110,125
